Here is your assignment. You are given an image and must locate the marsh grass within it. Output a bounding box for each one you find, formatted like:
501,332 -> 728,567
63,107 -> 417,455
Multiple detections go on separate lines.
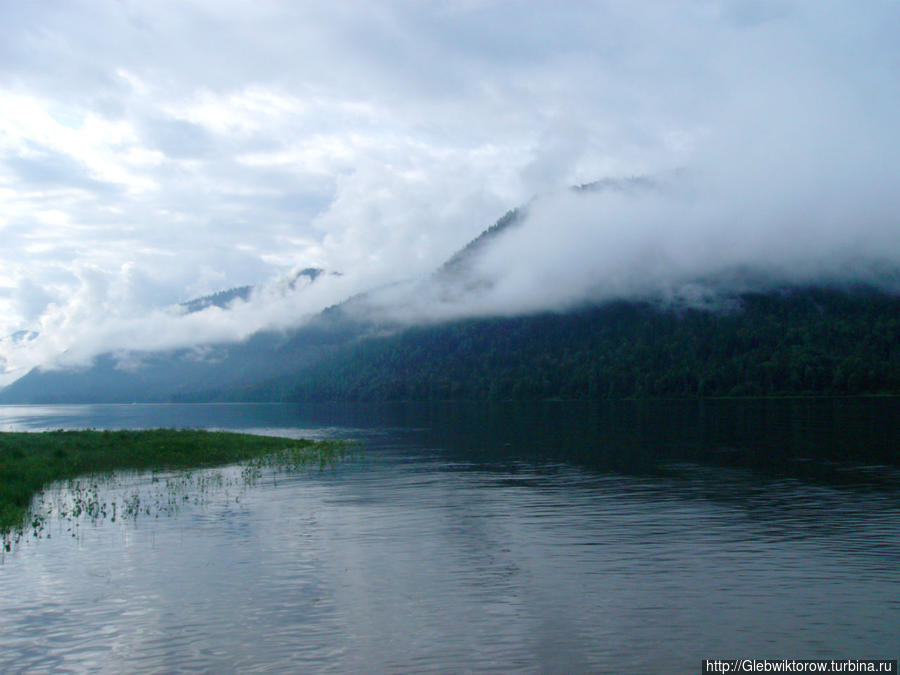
0,429 -> 350,546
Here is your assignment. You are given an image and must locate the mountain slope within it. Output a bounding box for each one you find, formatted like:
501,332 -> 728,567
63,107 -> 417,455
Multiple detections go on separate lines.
2,190 -> 900,403
0,267 -> 345,403
179,268 -> 326,314
180,285 -> 253,314
0,308 -> 366,404
241,286 -> 900,401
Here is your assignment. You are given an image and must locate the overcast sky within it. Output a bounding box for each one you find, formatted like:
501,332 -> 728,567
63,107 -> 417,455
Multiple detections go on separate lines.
1,1 -> 899,382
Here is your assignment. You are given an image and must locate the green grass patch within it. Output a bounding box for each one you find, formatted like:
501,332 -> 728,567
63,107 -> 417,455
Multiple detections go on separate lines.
0,429 -> 348,536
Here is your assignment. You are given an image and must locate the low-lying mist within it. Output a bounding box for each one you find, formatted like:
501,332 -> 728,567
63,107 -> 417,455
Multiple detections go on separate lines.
4,1 -> 900,386
355,166 -> 900,324
7,157 -> 900,384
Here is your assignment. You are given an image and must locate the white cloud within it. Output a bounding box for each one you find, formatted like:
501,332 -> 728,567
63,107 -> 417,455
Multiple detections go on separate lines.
0,0 -> 899,382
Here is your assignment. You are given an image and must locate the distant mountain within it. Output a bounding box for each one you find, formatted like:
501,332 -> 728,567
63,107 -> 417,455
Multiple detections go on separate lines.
0,266 -> 338,403
436,207 -> 525,281
2,188 -> 899,404
0,308 -> 363,404
433,176 -> 656,288
180,285 -> 254,314
179,268 -> 326,314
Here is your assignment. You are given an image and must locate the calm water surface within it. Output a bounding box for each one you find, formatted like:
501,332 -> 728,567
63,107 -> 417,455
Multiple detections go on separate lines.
0,400 -> 898,673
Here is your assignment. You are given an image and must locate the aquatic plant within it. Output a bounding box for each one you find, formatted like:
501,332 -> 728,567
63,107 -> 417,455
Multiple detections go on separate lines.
0,429 -> 350,545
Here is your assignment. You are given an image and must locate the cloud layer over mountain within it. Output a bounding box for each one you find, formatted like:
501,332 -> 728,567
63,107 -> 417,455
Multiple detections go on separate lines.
1,1 -> 899,382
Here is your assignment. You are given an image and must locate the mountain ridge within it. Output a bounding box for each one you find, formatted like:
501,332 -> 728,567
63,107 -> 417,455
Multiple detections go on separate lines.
2,186 -> 899,403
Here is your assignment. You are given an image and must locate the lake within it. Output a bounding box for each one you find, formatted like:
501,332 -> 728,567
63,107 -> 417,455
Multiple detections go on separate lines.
1,400 -> 898,672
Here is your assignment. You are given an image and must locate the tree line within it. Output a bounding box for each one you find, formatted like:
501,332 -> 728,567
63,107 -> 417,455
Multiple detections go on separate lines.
244,286 -> 900,401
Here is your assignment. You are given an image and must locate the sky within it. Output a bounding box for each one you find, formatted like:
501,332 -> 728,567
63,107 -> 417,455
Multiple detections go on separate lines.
1,0 -> 899,383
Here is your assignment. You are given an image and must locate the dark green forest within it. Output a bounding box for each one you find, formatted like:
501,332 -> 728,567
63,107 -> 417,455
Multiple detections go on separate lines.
4,285 -> 899,404
247,286 -> 900,402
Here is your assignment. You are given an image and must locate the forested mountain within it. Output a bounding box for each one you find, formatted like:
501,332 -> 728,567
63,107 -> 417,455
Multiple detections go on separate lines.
179,268 -> 326,314
6,281 -> 896,404
436,208 -> 524,281
239,286 -> 900,402
180,285 -> 253,314
1,195 -> 899,404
